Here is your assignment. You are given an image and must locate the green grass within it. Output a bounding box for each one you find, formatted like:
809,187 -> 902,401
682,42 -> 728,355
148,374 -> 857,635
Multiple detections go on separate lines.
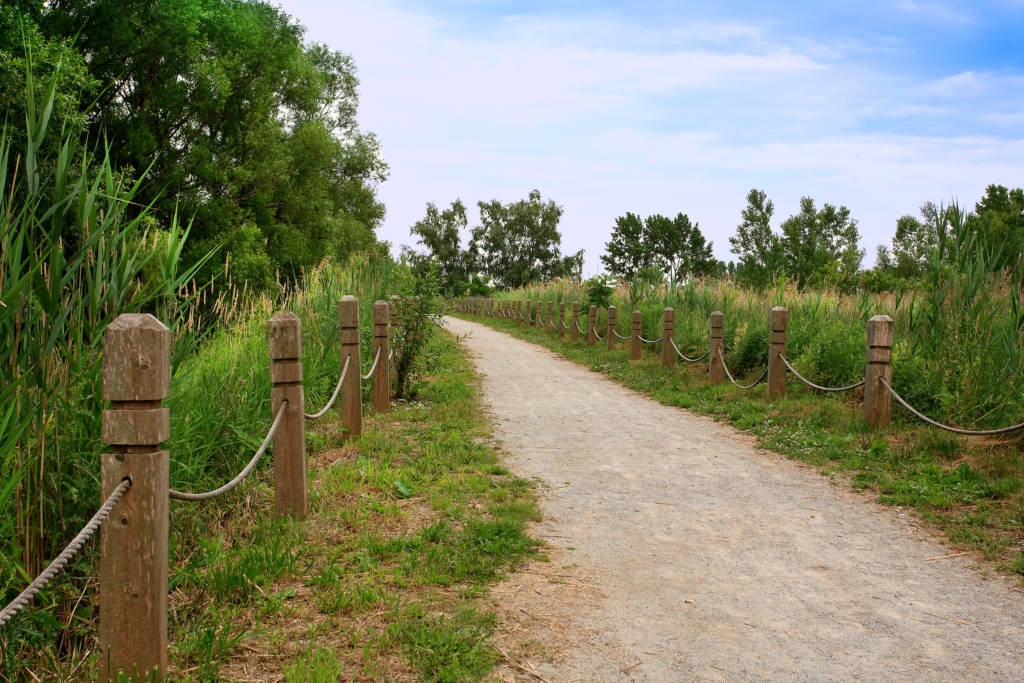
459,310 -> 1024,582
158,328 -> 540,680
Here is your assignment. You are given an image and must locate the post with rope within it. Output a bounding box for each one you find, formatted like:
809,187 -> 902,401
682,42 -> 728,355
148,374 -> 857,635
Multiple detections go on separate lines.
588,305 -> 597,345
607,305 -> 616,350
662,307 -> 675,368
571,301 -> 580,341
709,311 -> 725,384
339,295 -> 362,441
535,301 -> 544,330
99,314 -> 170,681
268,312 -> 306,519
546,301 -> 554,335
631,309 -> 642,360
373,301 -> 390,413
558,302 -> 566,338
864,315 -> 894,428
767,307 -> 787,400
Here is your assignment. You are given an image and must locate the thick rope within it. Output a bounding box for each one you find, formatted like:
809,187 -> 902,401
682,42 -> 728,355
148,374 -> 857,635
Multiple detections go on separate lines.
670,337 -> 710,363
527,313 -> 535,323
388,348 -> 395,361
779,355 -> 864,392
638,335 -> 663,344
361,345 -> 382,381
1,479 -> 131,626
562,320 -> 570,329
591,325 -> 606,341
612,329 -> 631,340
576,320 -> 587,335
880,378 -> 1024,435
718,347 -> 768,390
169,401 -> 288,502
305,355 -> 351,420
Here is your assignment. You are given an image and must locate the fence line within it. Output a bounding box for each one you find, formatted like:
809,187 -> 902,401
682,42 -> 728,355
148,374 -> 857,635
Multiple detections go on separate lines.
1,296 -> 400,680
454,296 -> 1023,437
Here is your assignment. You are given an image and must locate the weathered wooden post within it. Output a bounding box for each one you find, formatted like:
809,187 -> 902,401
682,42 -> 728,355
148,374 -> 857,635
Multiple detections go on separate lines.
588,305 -> 597,345
518,300 -> 525,326
662,307 -> 675,368
709,311 -> 725,384
373,301 -> 390,413
864,315 -> 894,428
100,314 -> 170,680
571,302 -> 580,341
767,306 -> 787,400
535,301 -> 544,330
389,295 -> 400,393
339,295 -> 362,440
631,310 -> 642,360
607,305 -> 617,350
558,302 -> 566,338
546,302 -> 554,335
268,312 -> 307,519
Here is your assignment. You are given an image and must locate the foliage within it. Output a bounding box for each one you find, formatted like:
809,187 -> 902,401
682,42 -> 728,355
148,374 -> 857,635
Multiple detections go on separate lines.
779,196 -> 863,289
584,274 -> 614,309
729,188 -> 783,289
875,202 -> 940,279
12,0 -> 387,290
392,258 -> 442,399
603,211 -> 719,285
469,189 -> 582,288
601,212 -> 654,280
409,199 -> 470,296
972,184 -> 1024,270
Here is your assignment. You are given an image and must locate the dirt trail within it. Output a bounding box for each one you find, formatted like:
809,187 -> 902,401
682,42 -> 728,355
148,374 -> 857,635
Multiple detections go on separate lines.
444,317 -> 1024,682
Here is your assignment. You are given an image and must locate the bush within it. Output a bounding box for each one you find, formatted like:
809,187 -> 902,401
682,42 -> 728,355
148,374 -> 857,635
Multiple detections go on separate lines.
798,320 -> 863,386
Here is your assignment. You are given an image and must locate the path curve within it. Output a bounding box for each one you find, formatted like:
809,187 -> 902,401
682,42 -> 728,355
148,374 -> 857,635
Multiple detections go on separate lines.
445,317 -> 1024,682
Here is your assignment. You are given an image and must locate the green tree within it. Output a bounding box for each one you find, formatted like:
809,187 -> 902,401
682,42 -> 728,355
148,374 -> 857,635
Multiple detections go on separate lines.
729,188 -> 782,288
601,212 -> 653,280
470,189 -> 579,288
410,199 -> 470,295
28,0 -> 387,288
779,197 -> 862,289
972,184 -> 1024,269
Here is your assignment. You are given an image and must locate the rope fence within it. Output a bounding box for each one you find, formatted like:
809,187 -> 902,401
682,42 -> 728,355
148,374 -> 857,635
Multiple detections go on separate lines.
1,296 -> 401,679
454,296 -> 1023,437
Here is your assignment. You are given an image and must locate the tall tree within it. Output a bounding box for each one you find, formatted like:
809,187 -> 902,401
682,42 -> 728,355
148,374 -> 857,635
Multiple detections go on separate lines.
601,212 -> 653,280
26,0 -> 387,288
779,197 -> 862,288
972,184 -> 1024,269
729,189 -> 781,288
470,190 -> 578,288
646,213 -> 718,285
410,200 -> 470,295
882,201 -> 940,277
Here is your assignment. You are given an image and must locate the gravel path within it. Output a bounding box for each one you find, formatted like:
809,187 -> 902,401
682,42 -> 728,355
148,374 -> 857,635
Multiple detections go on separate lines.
444,317 -> 1024,682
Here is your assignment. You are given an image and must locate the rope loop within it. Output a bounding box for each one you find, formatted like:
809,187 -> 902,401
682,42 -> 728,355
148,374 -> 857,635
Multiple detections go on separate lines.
880,378 -> 1024,435
305,355 -> 351,420
717,347 -> 767,390
778,354 -> 864,392
361,345 -> 382,381
670,337 -> 709,363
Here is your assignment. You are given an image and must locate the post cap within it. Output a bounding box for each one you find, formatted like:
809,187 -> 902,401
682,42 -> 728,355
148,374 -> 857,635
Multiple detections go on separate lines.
269,311 -> 302,359
102,314 -> 170,401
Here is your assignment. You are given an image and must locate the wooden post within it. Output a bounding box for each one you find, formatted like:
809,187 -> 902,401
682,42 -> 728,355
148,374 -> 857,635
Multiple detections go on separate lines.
518,300 -> 524,326
767,307 -> 787,400
571,302 -> 580,341
100,314 -> 170,680
558,302 -> 566,338
268,312 -> 307,519
546,302 -> 554,335
662,307 -> 674,368
588,305 -> 597,345
631,310 -> 642,360
389,296 -> 399,393
339,295 -> 362,441
373,301 -> 390,413
535,301 -> 544,330
607,306 -> 616,350
864,315 -> 894,428
709,311 -> 725,384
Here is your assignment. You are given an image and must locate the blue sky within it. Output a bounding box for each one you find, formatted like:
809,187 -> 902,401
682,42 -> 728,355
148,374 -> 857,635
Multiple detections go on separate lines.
279,0 -> 1024,274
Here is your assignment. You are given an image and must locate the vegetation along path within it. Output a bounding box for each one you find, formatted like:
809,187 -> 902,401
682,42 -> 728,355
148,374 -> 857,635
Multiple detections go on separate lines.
445,316 -> 1024,682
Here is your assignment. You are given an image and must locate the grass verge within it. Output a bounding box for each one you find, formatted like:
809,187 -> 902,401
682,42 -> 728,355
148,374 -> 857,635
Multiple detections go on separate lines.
161,328 -> 541,681
457,313 -> 1024,584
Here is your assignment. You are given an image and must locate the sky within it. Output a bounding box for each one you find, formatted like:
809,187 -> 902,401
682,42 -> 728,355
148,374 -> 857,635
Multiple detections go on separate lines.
278,0 -> 1024,275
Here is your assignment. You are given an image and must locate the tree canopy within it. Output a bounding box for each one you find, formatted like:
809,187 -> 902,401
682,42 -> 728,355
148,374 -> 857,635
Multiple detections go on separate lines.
410,200 -> 470,295
602,212 -> 719,284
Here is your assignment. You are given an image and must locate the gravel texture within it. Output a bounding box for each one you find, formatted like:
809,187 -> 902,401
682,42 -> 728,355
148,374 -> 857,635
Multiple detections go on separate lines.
445,317 -> 1024,682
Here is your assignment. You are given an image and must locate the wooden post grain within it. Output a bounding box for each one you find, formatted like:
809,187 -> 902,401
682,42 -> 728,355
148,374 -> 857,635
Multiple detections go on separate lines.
268,312 -> 306,519
662,307 -> 675,368
864,315 -> 894,428
709,311 -> 725,383
631,309 -> 642,360
373,301 -> 390,413
558,302 -> 566,338
339,295 -> 362,441
607,305 -> 617,350
588,305 -> 597,345
767,307 -> 787,400
571,302 -> 580,341
100,314 -> 170,680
